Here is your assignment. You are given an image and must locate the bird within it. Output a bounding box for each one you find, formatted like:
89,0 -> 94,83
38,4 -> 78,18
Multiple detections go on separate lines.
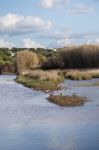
64,87 -> 67,92
73,93 -> 77,98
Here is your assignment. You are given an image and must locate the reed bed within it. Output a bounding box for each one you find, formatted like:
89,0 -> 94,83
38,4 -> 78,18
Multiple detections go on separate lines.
42,45 -> 99,69
21,69 -> 63,82
64,69 -> 99,80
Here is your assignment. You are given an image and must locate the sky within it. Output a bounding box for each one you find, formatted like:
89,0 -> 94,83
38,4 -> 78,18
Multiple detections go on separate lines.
0,0 -> 99,48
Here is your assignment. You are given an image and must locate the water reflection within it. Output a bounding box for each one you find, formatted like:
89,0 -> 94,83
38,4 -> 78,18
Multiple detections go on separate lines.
0,124 -> 99,150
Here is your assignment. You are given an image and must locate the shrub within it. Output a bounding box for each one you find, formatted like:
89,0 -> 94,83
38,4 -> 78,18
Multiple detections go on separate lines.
0,49 -> 13,65
16,50 -> 39,74
38,54 -> 46,66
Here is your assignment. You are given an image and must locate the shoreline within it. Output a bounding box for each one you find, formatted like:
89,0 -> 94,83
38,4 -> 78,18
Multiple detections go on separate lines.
16,75 -> 63,92
16,74 -> 88,107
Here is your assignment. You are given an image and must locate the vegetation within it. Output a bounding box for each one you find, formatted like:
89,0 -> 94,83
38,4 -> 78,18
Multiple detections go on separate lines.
16,50 -> 39,74
63,69 -> 99,80
38,54 -> 46,66
64,70 -> 91,80
15,49 -> 64,91
42,45 -> 99,69
21,69 -> 63,82
11,47 -> 56,57
47,94 -> 86,106
1,45 -> 99,80
16,75 -> 62,92
0,48 -> 16,74
15,50 -> 55,75
0,48 -> 13,65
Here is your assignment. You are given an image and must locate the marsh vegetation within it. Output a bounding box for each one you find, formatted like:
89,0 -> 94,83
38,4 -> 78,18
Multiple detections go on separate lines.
1,45 -> 99,101
47,94 -> 86,106
42,45 -> 99,69
16,75 -> 62,92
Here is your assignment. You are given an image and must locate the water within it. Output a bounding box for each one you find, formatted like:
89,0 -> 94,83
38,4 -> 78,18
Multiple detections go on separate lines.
0,75 -> 99,150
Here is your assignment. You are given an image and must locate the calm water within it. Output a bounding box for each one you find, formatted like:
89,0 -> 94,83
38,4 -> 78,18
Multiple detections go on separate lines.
0,75 -> 99,150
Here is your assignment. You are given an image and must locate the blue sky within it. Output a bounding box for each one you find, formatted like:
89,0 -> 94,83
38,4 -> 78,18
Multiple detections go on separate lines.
0,0 -> 99,48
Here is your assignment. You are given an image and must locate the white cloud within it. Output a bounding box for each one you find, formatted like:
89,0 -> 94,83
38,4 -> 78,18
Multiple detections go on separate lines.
41,30 -> 99,41
96,38 -> 99,44
0,39 -> 15,48
68,3 -> 94,15
86,38 -> 99,45
86,39 -> 93,45
41,30 -> 69,39
40,0 -> 69,9
41,30 -> 88,40
0,13 -> 52,36
50,38 -> 71,48
22,38 -> 45,49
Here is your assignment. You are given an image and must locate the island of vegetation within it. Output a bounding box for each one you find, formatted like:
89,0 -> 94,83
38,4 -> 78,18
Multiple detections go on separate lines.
47,94 -> 86,106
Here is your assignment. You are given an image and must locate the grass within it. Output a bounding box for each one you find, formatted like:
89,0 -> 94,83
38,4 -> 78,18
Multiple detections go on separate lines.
65,71 -> 91,80
47,94 -> 86,106
21,69 -> 63,82
87,70 -> 99,78
16,75 -> 62,92
64,69 -> 99,80
16,69 -> 99,93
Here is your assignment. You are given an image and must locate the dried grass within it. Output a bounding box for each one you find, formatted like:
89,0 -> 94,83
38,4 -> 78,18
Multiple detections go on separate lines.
21,69 -> 63,82
64,69 -> 99,80
48,94 -> 86,106
16,50 -> 39,74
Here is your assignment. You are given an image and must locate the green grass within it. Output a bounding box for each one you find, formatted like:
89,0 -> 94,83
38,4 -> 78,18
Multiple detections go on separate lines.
16,75 -> 61,92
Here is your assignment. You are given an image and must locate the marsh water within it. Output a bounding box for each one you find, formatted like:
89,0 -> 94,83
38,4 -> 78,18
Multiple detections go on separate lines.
0,75 -> 99,150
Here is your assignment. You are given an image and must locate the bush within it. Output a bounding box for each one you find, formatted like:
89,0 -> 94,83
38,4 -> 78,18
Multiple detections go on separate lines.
38,54 -> 46,66
0,49 -> 13,65
16,50 -> 39,74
